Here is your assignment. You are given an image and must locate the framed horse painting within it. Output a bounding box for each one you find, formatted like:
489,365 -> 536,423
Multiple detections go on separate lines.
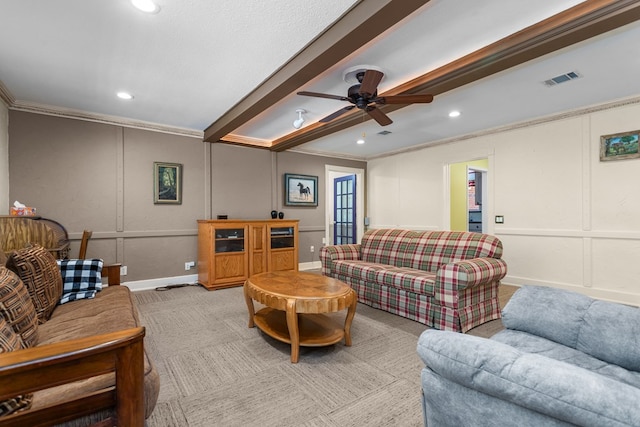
284,173 -> 318,207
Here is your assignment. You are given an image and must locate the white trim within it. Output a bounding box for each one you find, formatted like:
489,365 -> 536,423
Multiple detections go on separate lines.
494,228 -> 640,240
124,274 -> 199,292
504,275 -> 640,307
124,265 -> 324,292
299,261 -> 322,271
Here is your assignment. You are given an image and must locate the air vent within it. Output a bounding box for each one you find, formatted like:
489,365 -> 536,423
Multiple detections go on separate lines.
377,130 -> 392,135
543,71 -> 582,87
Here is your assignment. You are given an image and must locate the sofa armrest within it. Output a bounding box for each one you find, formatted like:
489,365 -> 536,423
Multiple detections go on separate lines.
0,327 -> 145,427
435,257 -> 507,303
319,244 -> 361,276
418,330 -> 640,427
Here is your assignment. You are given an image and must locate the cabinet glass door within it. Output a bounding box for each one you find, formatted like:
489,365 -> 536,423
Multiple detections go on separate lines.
215,228 -> 245,253
270,227 -> 294,249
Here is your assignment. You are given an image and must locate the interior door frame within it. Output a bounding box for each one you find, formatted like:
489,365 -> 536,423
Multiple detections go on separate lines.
325,165 -> 365,246
443,155 -> 494,233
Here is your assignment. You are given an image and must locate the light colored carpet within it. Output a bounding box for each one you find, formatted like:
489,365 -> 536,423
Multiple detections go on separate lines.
134,284 -> 516,427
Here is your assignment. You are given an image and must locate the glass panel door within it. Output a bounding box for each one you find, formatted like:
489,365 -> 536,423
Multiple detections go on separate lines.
333,175 -> 356,244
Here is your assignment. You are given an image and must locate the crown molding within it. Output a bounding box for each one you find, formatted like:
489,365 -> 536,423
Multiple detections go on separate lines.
8,99 -> 203,139
0,80 -> 15,107
367,94 -> 640,161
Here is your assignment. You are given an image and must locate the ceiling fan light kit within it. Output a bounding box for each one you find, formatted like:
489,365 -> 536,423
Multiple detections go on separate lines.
297,68 -> 433,127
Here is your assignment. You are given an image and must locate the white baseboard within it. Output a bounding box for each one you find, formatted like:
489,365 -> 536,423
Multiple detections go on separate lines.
123,262 -> 321,292
299,261 -> 322,271
123,274 -> 199,292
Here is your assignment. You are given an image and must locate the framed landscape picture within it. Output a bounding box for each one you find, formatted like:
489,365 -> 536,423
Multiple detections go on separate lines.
154,162 -> 182,204
600,130 -> 640,161
284,173 -> 318,207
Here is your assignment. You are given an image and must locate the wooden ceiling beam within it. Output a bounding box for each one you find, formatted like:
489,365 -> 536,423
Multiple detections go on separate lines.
203,0 -> 432,144
270,0 -> 640,152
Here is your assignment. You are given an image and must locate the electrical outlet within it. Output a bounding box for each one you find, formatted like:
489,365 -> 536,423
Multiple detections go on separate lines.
322,237 -> 326,245
185,261 -> 195,271
120,266 -> 127,276
495,215 -> 504,224
310,246 -> 315,253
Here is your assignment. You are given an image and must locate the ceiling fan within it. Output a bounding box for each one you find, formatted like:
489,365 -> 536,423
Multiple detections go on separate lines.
297,69 -> 434,126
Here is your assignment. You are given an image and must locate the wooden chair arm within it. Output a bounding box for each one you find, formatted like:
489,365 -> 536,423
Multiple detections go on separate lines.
0,327 -> 145,427
102,263 -> 121,286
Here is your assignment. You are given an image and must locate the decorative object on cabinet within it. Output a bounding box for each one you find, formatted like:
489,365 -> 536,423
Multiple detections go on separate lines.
197,219 -> 299,290
271,210 -> 278,219
278,212 -> 284,219
284,173 -> 318,207
153,162 -> 182,204
600,129 -> 639,161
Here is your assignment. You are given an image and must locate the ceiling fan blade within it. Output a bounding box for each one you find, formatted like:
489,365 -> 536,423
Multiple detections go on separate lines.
297,91 -> 349,102
375,94 -> 434,104
359,70 -> 384,97
319,105 -> 356,123
366,106 -> 393,126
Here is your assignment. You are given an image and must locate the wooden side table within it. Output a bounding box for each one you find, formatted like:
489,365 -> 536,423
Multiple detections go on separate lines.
244,271 -> 357,363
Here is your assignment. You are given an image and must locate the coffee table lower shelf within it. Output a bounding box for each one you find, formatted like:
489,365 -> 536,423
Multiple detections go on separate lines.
254,307 -> 345,347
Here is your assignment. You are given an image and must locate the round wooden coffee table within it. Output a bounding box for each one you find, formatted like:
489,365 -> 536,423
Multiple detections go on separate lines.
244,271 -> 357,363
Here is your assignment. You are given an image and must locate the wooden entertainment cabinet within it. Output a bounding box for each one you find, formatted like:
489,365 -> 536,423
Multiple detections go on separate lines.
197,219 -> 299,290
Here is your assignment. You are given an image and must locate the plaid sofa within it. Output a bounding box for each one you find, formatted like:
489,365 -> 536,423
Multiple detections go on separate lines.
320,229 -> 507,332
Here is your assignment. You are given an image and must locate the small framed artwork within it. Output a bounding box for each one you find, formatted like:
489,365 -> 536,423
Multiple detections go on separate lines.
284,173 -> 318,207
154,162 -> 182,204
600,130 -> 640,161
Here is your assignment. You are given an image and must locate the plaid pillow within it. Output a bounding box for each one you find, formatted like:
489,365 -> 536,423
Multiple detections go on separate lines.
56,259 -> 103,305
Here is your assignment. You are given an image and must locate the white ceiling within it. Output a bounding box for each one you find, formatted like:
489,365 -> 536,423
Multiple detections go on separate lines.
2,1 -> 640,160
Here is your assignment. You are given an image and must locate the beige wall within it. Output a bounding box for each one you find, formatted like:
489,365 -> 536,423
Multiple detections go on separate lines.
7,110 -> 366,282
0,101 -> 8,214
367,100 -> 640,306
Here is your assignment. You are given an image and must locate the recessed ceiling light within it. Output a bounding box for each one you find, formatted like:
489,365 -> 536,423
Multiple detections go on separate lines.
131,0 -> 160,14
449,110 -> 461,118
117,92 -> 134,100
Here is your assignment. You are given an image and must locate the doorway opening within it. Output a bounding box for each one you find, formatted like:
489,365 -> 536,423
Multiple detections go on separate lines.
448,158 -> 489,232
467,168 -> 487,233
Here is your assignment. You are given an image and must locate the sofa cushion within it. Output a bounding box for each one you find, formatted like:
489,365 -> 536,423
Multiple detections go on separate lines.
0,267 -> 39,347
492,329 -> 640,389
360,229 -> 415,267
406,231 -> 503,272
578,299 -> 640,372
333,260 -> 389,283
38,286 -> 140,344
57,258 -> 103,304
503,285 -> 640,372
373,266 -> 436,295
6,245 -> 63,323
35,285 -> 160,419
0,316 -> 33,416
418,330 -> 640,427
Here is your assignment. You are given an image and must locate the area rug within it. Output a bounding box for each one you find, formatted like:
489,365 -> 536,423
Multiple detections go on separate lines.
134,284 -> 505,427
